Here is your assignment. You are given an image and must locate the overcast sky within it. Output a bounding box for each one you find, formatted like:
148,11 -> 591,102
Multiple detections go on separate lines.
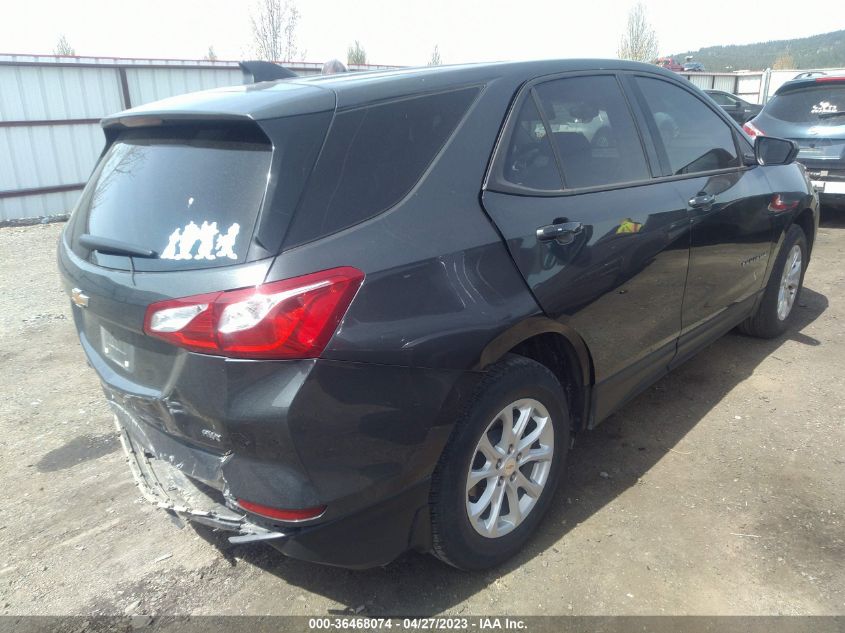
1,0 -> 842,67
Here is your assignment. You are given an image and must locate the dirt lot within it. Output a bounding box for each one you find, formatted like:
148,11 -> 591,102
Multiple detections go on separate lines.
0,215 -> 843,618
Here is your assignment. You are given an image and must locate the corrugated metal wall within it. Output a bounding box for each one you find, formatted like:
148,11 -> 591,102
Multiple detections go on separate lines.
0,55 -> 397,222
680,67 -> 845,104
677,71 -> 765,103
0,55 -> 251,221
123,67 -> 243,107
736,75 -> 764,103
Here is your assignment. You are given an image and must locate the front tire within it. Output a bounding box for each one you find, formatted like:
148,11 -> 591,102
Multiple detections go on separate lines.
429,355 -> 569,570
740,224 -> 807,338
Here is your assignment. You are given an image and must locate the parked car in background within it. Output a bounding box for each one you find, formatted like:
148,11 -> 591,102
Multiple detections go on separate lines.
683,61 -> 705,72
705,89 -> 763,124
743,75 -> 845,208
59,59 -> 818,571
656,57 -> 684,72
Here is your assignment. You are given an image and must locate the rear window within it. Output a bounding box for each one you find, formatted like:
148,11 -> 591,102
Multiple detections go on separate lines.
283,87 -> 480,248
69,124 -> 272,271
766,85 -> 845,124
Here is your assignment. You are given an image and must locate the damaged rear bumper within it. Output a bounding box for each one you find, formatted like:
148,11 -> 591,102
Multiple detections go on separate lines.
113,403 -> 287,545
112,401 -> 435,567
99,356 -> 472,568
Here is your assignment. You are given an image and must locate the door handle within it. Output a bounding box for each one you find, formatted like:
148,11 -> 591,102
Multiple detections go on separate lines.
688,193 -> 716,209
536,221 -> 583,244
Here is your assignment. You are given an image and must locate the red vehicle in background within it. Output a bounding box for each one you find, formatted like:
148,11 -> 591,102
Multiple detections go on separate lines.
656,57 -> 684,72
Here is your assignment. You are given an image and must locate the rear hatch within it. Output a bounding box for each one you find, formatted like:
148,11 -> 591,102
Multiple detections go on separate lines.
753,80 -> 845,182
60,90 -> 334,452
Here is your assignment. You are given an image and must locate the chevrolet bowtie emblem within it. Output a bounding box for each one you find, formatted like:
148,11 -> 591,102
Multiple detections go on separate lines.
71,287 -> 89,308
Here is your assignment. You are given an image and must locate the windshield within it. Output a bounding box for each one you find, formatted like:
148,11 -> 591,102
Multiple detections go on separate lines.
68,124 -> 272,272
765,85 -> 845,124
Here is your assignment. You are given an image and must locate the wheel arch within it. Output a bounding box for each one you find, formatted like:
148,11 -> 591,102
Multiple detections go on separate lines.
760,205 -> 817,294
793,207 -> 816,257
477,317 -> 594,431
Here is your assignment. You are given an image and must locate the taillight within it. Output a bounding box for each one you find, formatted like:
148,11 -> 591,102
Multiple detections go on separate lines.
768,194 -> 799,213
743,120 -> 764,138
143,266 -> 364,359
236,499 -> 326,522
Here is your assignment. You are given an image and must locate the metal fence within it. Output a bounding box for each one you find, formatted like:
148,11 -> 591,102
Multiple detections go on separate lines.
0,54 -> 396,222
678,67 -> 845,104
678,71 -> 764,103
3,56 -> 845,222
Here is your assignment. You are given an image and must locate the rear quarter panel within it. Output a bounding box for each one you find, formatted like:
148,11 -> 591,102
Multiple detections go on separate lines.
267,75 -> 545,372
751,162 -> 820,306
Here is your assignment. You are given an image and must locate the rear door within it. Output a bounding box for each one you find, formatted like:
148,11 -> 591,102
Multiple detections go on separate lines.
629,75 -> 776,365
482,72 -> 691,421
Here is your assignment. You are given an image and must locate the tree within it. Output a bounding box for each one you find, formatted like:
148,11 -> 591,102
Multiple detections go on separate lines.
54,35 -> 75,56
251,0 -> 304,62
772,52 -> 795,69
347,40 -> 367,66
204,46 -> 218,61
428,45 -> 442,66
617,2 -> 658,63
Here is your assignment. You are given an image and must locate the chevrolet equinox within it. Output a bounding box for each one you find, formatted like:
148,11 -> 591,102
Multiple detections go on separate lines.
59,60 -> 819,570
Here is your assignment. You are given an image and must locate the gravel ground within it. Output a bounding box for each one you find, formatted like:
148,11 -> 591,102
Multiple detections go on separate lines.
0,214 -> 843,618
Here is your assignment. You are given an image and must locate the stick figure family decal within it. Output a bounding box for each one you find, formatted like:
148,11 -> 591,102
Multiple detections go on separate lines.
160,221 -> 241,261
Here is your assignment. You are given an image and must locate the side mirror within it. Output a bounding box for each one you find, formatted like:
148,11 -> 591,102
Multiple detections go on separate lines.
755,136 -> 799,166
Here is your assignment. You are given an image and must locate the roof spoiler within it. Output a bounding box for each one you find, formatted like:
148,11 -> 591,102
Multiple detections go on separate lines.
239,60 -> 298,83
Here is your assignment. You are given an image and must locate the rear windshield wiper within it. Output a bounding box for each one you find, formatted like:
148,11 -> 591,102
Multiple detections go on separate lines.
79,234 -> 157,258
817,111 -> 845,119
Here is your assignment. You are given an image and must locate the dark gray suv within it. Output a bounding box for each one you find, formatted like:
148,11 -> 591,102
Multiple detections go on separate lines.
59,60 -> 818,570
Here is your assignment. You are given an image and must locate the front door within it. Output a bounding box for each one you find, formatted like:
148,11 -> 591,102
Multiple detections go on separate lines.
631,75 -> 775,365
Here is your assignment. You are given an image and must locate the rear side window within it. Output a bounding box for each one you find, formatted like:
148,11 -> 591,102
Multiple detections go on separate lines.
636,77 -> 740,175
534,75 -> 651,189
501,97 -> 563,191
284,87 -> 480,248
708,92 -> 737,106
765,85 -> 845,124
69,124 -> 271,271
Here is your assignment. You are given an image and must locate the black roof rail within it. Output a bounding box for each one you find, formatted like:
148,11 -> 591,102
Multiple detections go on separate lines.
239,60 -> 298,83
792,71 -> 826,80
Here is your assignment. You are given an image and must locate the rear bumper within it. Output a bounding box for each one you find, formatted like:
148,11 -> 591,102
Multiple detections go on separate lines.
115,404 -> 433,567
806,168 -> 845,207
819,192 -> 845,209
113,406 -> 282,541
105,356 -> 480,568
810,180 -> 845,196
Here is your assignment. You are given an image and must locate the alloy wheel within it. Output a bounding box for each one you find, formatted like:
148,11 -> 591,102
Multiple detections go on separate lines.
465,398 -> 554,538
777,244 -> 802,321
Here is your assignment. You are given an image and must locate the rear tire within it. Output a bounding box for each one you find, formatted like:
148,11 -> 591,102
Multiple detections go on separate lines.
739,224 -> 807,338
429,355 -> 569,570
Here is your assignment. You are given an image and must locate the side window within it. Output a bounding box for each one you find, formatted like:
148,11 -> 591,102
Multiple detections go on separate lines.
501,98 -> 563,191
708,92 -> 732,106
636,77 -> 740,175
285,87 -> 480,247
533,75 -> 651,189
